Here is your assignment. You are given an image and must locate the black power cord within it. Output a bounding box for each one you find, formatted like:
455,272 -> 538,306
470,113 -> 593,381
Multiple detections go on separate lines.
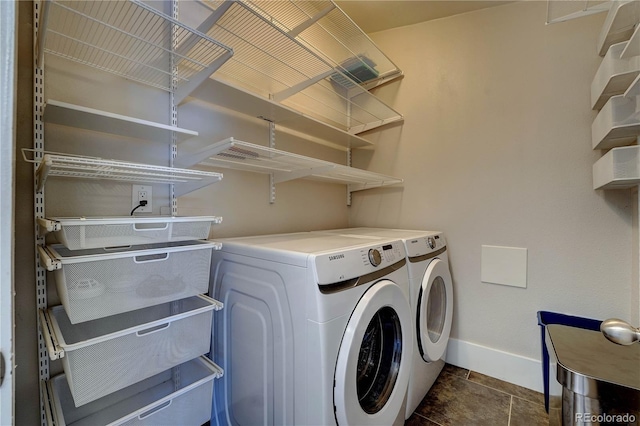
130,200 -> 148,216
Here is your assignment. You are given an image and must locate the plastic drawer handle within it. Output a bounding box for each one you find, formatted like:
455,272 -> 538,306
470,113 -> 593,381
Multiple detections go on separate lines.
133,222 -> 169,231
138,400 -> 172,420
136,322 -> 170,337
134,253 -> 169,263
103,245 -> 132,251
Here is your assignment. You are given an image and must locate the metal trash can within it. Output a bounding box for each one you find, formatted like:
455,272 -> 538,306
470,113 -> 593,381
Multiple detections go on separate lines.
544,323 -> 640,425
537,311 -> 602,415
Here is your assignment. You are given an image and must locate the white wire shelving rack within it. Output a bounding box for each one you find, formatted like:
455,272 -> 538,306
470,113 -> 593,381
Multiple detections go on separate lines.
240,0 -> 403,90
175,138 -> 403,199
36,0 -> 233,103
23,149 -> 223,197
44,99 -> 199,143
181,0 -> 403,140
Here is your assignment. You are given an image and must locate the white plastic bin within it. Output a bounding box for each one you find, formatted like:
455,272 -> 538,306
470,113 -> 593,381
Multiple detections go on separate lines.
42,295 -> 222,407
45,356 -> 223,426
38,216 -> 222,250
39,240 -> 219,323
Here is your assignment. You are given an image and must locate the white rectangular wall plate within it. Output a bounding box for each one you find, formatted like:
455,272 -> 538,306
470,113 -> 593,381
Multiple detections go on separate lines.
132,185 -> 152,213
481,245 -> 528,288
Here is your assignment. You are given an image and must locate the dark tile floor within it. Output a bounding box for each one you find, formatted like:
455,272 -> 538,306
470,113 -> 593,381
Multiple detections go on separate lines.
406,364 -> 549,426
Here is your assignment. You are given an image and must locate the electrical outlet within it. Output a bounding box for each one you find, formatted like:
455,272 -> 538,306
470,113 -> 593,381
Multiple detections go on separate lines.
132,185 -> 152,213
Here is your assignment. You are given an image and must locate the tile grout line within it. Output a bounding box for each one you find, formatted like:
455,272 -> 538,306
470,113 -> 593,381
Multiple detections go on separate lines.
413,411 -> 445,426
507,396 -> 513,426
466,371 -> 543,407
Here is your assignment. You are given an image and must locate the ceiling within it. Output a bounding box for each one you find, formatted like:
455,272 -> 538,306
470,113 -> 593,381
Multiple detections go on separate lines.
335,1 -> 515,33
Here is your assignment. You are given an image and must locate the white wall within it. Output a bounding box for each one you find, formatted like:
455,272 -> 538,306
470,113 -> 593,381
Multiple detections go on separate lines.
350,0 -> 636,385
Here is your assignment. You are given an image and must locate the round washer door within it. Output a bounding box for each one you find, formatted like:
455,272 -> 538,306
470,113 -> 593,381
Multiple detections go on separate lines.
334,280 -> 413,425
417,258 -> 453,362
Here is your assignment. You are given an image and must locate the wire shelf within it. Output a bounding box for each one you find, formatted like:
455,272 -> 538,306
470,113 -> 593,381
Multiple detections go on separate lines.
244,0 -> 403,89
194,1 -> 402,134
38,0 -> 233,94
22,149 -> 223,196
175,138 -> 403,192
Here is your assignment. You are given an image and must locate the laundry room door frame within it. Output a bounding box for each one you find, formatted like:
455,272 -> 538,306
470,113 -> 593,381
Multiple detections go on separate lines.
0,0 -> 17,422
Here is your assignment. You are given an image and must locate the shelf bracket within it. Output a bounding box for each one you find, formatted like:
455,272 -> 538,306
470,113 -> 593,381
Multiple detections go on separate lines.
272,69 -> 334,102
287,3 -> 336,38
174,50 -> 233,105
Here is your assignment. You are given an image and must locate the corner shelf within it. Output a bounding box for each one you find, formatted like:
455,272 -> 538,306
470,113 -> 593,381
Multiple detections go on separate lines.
592,94 -> 640,149
597,0 -> 640,57
175,138 -> 403,194
593,144 -> 640,189
591,41 -> 640,110
37,0 -> 233,102
44,100 -> 199,143
181,0 -> 403,137
22,149 -> 223,197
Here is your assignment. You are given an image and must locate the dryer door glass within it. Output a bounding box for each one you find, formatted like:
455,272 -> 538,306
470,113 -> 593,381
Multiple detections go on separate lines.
357,306 -> 402,414
426,276 -> 446,343
418,259 -> 453,362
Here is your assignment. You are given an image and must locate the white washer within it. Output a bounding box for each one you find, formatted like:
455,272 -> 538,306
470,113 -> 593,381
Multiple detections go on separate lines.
208,232 -> 414,426
315,228 -> 453,419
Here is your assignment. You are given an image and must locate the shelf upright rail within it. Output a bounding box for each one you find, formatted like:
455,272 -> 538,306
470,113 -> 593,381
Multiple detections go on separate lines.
34,1 -> 50,424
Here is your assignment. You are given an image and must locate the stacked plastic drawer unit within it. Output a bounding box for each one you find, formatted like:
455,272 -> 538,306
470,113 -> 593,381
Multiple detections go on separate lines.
590,1 -> 640,190
38,216 -> 224,426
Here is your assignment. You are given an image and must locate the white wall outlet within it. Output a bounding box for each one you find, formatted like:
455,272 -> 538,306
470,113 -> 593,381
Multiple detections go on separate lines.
132,185 -> 152,214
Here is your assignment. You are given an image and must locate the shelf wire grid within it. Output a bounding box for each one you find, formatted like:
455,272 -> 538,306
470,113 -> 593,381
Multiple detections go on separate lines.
199,139 -> 402,189
200,0 -> 402,133
22,149 -> 223,191
43,0 -> 233,92
247,0 -> 402,85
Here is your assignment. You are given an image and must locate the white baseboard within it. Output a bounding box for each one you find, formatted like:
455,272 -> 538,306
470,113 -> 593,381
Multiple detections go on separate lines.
445,338 -> 560,395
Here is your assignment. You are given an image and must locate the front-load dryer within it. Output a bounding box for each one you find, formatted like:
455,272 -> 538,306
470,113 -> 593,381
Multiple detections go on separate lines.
315,228 -> 453,419
208,232 -> 413,425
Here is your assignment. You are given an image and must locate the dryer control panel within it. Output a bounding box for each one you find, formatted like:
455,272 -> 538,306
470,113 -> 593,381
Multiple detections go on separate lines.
405,232 -> 446,258
314,240 -> 405,285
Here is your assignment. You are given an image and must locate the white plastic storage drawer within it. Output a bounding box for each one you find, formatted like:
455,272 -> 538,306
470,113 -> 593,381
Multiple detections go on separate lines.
45,356 -> 223,426
41,295 -> 222,407
39,240 -> 219,323
38,216 -> 222,250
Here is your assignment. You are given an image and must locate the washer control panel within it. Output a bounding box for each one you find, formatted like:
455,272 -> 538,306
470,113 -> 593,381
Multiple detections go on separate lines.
314,240 -> 405,285
405,232 -> 446,258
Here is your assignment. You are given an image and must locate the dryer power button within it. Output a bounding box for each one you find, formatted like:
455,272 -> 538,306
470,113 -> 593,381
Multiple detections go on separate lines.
368,248 -> 382,267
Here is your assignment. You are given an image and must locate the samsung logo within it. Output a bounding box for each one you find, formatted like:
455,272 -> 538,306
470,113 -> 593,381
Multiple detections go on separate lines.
328,254 -> 345,261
